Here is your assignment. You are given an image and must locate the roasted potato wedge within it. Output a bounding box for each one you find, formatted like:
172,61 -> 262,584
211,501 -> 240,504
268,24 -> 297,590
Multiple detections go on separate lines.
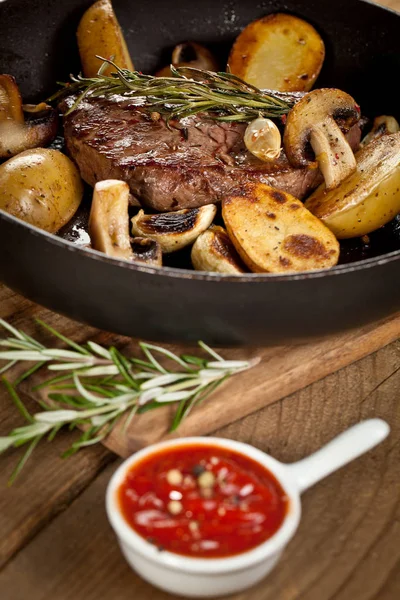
222,183 -> 339,273
228,13 -> 325,92
0,149 -> 83,233
77,0 -> 134,78
191,226 -> 245,274
89,180 -> 133,260
131,205 -> 217,253
306,133 -> 400,239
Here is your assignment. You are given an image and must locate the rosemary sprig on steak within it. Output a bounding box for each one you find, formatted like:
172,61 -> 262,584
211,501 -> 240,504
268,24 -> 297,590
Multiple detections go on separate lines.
50,57 -> 296,122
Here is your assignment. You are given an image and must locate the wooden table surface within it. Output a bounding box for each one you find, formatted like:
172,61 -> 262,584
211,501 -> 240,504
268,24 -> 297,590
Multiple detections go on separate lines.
1,1 -> 400,597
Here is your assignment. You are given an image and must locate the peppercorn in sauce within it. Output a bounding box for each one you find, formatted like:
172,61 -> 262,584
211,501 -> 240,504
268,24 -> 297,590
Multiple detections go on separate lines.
117,444 -> 288,558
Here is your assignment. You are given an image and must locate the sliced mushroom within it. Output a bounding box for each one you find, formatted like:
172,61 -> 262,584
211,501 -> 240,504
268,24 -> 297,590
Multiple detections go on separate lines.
156,42 -> 218,77
131,237 -> 162,267
283,88 -> 360,190
360,115 -> 400,148
0,75 -> 58,158
89,180 -> 134,260
0,74 -> 24,123
89,180 -> 163,265
191,226 -> 246,274
131,205 -> 217,253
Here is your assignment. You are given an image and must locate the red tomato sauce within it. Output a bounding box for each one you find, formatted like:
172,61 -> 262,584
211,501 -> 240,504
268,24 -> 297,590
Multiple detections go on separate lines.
117,444 -> 288,558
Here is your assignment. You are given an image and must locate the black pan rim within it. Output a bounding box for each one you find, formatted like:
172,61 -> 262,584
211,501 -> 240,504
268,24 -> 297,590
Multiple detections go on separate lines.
1,207 -> 399,283
362,0 -> 399,15
1,0 -> 399,286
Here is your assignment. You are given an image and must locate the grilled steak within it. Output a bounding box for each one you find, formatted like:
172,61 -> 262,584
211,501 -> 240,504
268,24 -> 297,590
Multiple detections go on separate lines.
62,96 -> 361,212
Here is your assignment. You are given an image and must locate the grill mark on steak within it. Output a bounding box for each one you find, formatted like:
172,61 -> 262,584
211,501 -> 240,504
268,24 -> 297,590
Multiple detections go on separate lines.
62,96 -> 361,212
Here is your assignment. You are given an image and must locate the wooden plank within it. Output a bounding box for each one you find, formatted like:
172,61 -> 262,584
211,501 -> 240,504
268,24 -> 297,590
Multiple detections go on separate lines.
0,394 -> 114,568
1,341 -> 399,600
24,312 -> 400,457
0,292 -> 116,568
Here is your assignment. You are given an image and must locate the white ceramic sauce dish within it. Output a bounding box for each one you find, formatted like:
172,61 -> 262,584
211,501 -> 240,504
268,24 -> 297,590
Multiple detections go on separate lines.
106,418 -> 389,597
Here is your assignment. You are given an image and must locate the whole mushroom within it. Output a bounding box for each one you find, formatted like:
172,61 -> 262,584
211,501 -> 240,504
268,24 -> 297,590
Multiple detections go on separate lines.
283,88 -> 360,190
156,42 -> 218,77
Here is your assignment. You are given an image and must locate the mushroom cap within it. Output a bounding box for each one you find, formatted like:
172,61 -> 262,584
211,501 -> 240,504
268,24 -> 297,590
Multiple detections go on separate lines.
131,205 -> 217,253
283,88 -> 360,167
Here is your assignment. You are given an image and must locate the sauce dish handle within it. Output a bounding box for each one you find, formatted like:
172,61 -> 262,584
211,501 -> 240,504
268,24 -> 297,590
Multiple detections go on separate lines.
285,418 -> 390,494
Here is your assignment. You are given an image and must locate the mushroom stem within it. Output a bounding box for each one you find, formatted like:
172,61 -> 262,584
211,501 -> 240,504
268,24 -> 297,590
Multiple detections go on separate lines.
89,180 -> 134,260
310,118 -> 356,190
0,106 -> 58,159
283,88 -> 360,191
0,74 -> 24,123
0,75 -> 58,158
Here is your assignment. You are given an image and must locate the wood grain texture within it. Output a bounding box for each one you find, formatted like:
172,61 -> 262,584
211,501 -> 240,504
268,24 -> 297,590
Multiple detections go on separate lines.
0,1 -> 399,598
21,311 -> 400,457
0,287 -> 115,568
0,341 -> 399,600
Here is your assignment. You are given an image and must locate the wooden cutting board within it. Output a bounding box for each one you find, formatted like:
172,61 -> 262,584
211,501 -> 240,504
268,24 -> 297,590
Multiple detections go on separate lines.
24,311 -> 400,458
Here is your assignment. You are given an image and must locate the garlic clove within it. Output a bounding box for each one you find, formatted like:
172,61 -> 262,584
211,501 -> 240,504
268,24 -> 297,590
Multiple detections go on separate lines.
244,117 -> 282,162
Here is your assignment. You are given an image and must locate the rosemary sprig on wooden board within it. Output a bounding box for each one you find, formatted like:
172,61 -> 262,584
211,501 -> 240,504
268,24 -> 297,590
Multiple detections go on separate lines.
50,57 -> 295,122
0,318 -> 258,484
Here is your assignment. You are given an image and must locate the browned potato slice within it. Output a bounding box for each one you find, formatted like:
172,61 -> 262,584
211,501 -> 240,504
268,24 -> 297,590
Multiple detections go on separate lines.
228,13 -> 325,92
131,205 -> 217,253
191,226 -> 245,274
222,183 -> 339,273
306,133 -> 400,239
77,0 -> 134,78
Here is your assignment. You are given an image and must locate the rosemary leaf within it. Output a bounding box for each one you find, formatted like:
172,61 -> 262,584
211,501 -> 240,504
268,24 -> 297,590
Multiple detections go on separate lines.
140,373 -> 195,390
86,341 -> 112,359
36,318 -> 91,356
47,424 -> 63,442
2,377 -> 34,423
0,360 -> 17,375
0,319 -> 27,341
51,58 -> 295,123
140,343 -> 193,371
198,341 -> 224,362
8,434 -> 44,486
139,343 -> 168,374
0,317 -> 259,483
109,347 -> 139,389
73,373 -> 106,404
15,361 -> 48,386
180,355 -> 207,367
